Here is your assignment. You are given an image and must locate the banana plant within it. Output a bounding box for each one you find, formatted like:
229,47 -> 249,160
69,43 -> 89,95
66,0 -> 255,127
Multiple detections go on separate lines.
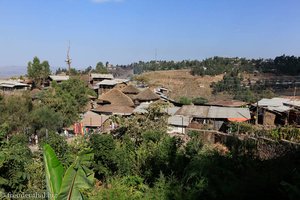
43,144 -> 95,200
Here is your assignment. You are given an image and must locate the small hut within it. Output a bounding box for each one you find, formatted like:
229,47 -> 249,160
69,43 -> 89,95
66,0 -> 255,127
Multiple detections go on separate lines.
81,111 -> 109,129
121,84 -> 140,100
134,88 -> 160,104
93,105 -> 134,116
97,79 -> 128,95
97,89 -> 134,107
90,73 -> 114,85
95,89 -> 135,116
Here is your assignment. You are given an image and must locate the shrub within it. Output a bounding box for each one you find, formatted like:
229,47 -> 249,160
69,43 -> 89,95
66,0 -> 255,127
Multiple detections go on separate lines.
179,97 -> 192,105
192,97 -> 208,105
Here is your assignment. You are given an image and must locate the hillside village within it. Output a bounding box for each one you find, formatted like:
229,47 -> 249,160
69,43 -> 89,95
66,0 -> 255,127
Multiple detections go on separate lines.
2,65 -> 300,147
3,0 -> 300,198
1,55 -> 300,200
2,57 -> 300,199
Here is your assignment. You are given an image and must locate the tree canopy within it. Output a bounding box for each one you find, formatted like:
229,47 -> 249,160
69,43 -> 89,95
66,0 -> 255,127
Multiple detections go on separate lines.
39,78 -> 95,126
131,55 -> 300,77
27,57 -> 51,87
95,62 -> 108,74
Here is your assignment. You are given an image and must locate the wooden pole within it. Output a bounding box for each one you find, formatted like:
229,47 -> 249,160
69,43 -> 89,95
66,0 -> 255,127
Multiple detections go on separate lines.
256,101 -> 259,125
182,116 -> 184,134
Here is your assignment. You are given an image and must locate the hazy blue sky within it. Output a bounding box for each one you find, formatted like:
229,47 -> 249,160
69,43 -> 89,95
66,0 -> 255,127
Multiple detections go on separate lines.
1,0 -> 300,69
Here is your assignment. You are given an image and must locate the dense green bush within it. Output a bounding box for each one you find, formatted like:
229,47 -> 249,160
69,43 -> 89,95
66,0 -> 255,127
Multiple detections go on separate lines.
179,96 -> 192,105
192,97 -> 208,105
90,134 -> 118,179
39,131 -> 71,167
0,135 -> 33,193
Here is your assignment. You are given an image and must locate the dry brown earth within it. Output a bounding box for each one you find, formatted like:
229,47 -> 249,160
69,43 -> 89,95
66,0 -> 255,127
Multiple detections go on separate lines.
137,69 -> 224,101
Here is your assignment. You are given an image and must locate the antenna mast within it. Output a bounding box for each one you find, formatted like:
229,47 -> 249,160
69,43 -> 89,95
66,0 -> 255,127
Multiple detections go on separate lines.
65,41 -> 72,75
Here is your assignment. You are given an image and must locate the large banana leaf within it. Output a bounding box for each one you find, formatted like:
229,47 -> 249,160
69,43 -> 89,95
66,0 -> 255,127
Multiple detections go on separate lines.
43,144 -> 64,199
57,152 -> 95,200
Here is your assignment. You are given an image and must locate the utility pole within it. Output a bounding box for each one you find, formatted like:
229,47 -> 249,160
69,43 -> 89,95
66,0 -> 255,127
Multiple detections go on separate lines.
256,100 -> 259,125
65,41 -> 72,75
182,116 -> 184,134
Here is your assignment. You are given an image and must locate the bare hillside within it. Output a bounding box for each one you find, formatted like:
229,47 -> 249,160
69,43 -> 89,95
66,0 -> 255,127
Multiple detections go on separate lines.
137,70 -> 224,101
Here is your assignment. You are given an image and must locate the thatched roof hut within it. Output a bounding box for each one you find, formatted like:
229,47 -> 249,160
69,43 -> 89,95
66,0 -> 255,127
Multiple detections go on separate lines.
135,88 -> 160,102
93,105 -> 134,116
122,85 -> 140,94
98,89 -> 134,107
81,111 -> 109,127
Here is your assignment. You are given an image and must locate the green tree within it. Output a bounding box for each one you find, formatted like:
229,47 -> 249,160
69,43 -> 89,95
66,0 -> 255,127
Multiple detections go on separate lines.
69,68 -> 79,76
114,135 -> 136,176
0,134 -> 32,193
30,106 -> 64,133
39,78 -> 95,126
39,131 -> 71,168
95,62 -> 108,74
0,93 -> 33,133
234,88 -> 256,102
27,57 -> 51,88
25,153 -> 46,196
90,134 -> 117,179
115,102 -> 168,144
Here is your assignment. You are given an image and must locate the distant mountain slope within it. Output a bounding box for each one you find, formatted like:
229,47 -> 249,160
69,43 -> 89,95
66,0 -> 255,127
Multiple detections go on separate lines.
0,66 -> 26,78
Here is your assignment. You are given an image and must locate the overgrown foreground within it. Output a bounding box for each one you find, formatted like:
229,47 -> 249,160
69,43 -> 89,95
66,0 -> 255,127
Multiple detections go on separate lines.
0,127 -> 299,199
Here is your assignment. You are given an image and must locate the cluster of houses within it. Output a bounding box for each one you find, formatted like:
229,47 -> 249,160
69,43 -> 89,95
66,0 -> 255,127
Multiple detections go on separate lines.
0,79 -> 31,93
69,73 -> 253,135
0,75 -> 70,93
3,73 -> 300,136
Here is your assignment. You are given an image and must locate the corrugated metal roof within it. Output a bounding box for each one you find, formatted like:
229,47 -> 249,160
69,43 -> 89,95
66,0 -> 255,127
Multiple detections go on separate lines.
284,101 -> 300,108
0,80 -> 29,87
97,80 -> 118,86
133,102 -> 151,114
257,97 -> 297,113
258,98 -> 291,107
114,79 -> 129,83
175,105 -> 210,118
96,79 -> 129,86
49,75 -> 69,81
175,105 -> 250,119
267,105 -> 291,113
91,73 -> 113,79
0,84 -> 15,88
208,106 -> 251,119
164,106 -> 181,115
168,115 -> 191,126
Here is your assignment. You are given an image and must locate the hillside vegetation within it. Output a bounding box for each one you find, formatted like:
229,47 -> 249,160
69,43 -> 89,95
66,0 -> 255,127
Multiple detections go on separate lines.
132,55 -> 300,76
